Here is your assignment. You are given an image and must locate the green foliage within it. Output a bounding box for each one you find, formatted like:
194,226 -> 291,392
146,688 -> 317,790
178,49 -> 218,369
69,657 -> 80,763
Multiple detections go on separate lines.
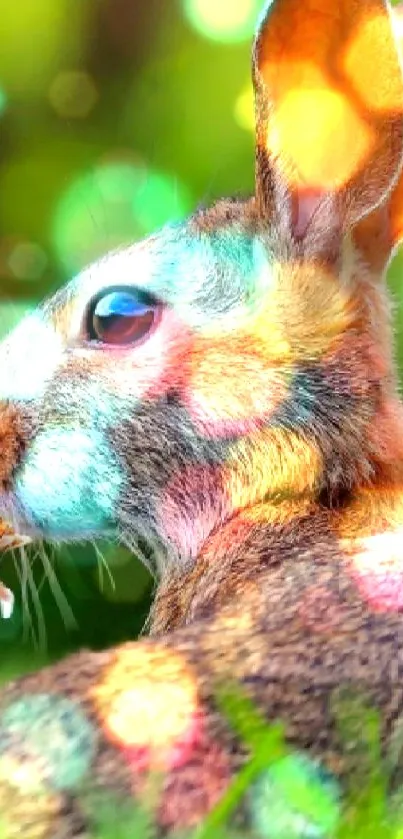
197,686 -> 287,836
61,686 -> 403,838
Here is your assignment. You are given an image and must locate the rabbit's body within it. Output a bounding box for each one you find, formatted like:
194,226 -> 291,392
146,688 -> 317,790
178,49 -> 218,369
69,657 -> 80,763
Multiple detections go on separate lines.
2,0 -> 403,835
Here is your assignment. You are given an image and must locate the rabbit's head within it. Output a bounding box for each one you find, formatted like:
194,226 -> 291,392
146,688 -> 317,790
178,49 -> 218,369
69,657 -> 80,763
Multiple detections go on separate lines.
1,0 -> 403,571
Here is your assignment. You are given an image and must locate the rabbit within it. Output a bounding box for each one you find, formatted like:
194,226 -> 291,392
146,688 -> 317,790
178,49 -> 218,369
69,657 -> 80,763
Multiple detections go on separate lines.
2,0 -> 403,834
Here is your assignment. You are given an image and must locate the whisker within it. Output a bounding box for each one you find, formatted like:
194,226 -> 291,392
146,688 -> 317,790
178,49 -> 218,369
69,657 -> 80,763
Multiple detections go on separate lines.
92,540 -> 116,593
118,525 -> 157,639
13,547 -> 34,645
38,543 -> 77,631
120,523 -> 157,580
25,548 -> 47,651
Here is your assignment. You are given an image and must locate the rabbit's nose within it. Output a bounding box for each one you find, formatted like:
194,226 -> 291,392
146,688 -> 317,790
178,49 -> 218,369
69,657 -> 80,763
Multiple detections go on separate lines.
0,403 -> 26,490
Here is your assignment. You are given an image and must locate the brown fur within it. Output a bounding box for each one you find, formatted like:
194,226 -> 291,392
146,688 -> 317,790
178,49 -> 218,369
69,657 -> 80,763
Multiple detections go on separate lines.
2,1 -> 403,836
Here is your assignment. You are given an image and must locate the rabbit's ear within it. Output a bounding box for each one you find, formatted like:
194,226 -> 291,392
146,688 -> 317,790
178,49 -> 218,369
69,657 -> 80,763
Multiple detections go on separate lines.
353,3 -> 403,272
389,4 -> 403,249
252,0 -> 403,244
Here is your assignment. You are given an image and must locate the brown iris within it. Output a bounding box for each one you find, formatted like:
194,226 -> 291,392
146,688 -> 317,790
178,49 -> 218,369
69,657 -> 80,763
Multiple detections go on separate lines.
86,287 -> 159,346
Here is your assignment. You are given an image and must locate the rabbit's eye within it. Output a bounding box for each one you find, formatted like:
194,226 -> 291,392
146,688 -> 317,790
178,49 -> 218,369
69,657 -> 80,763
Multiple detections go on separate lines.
86,287 -> 159,346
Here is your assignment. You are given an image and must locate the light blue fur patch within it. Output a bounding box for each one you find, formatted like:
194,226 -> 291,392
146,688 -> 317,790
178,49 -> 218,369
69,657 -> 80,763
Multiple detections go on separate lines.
14,427 -> 122,539
249,752 -> 340,839
69,226 -> 274,336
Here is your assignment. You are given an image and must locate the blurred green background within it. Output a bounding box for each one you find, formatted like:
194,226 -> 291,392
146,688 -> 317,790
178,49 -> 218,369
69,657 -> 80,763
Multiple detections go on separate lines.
0,0 -> 403,674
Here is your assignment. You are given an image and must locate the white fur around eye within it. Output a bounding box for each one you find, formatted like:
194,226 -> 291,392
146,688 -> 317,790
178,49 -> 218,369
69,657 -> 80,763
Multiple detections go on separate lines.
0,312 -> 63,402
68,232 -> 274,341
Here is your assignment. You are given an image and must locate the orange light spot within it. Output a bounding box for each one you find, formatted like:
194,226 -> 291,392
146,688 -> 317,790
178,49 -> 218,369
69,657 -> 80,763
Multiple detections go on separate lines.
91,646 -> 200,770
344,13 -> 403,113
279,259 -> 359,354
185,334 -> 289,437
0,753 -> 59,839
0,753 -> 47,795
265,74 -> 373,189
336,486 -> 403,541
251,298 -> 291,357
228,429 -> 323,510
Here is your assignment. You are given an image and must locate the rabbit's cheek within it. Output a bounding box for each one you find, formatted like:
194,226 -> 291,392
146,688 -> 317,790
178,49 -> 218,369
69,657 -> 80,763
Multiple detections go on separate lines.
68,307 -> 192,405
181,339 -> 289,439
12,428 -> 122,539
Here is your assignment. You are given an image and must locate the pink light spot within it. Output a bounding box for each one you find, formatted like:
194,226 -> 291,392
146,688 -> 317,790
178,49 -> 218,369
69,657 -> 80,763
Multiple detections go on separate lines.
348,529 -> 403,612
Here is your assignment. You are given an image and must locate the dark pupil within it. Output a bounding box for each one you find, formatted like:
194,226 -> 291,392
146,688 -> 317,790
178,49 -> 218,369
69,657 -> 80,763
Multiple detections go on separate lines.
91,290 -> 155,345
